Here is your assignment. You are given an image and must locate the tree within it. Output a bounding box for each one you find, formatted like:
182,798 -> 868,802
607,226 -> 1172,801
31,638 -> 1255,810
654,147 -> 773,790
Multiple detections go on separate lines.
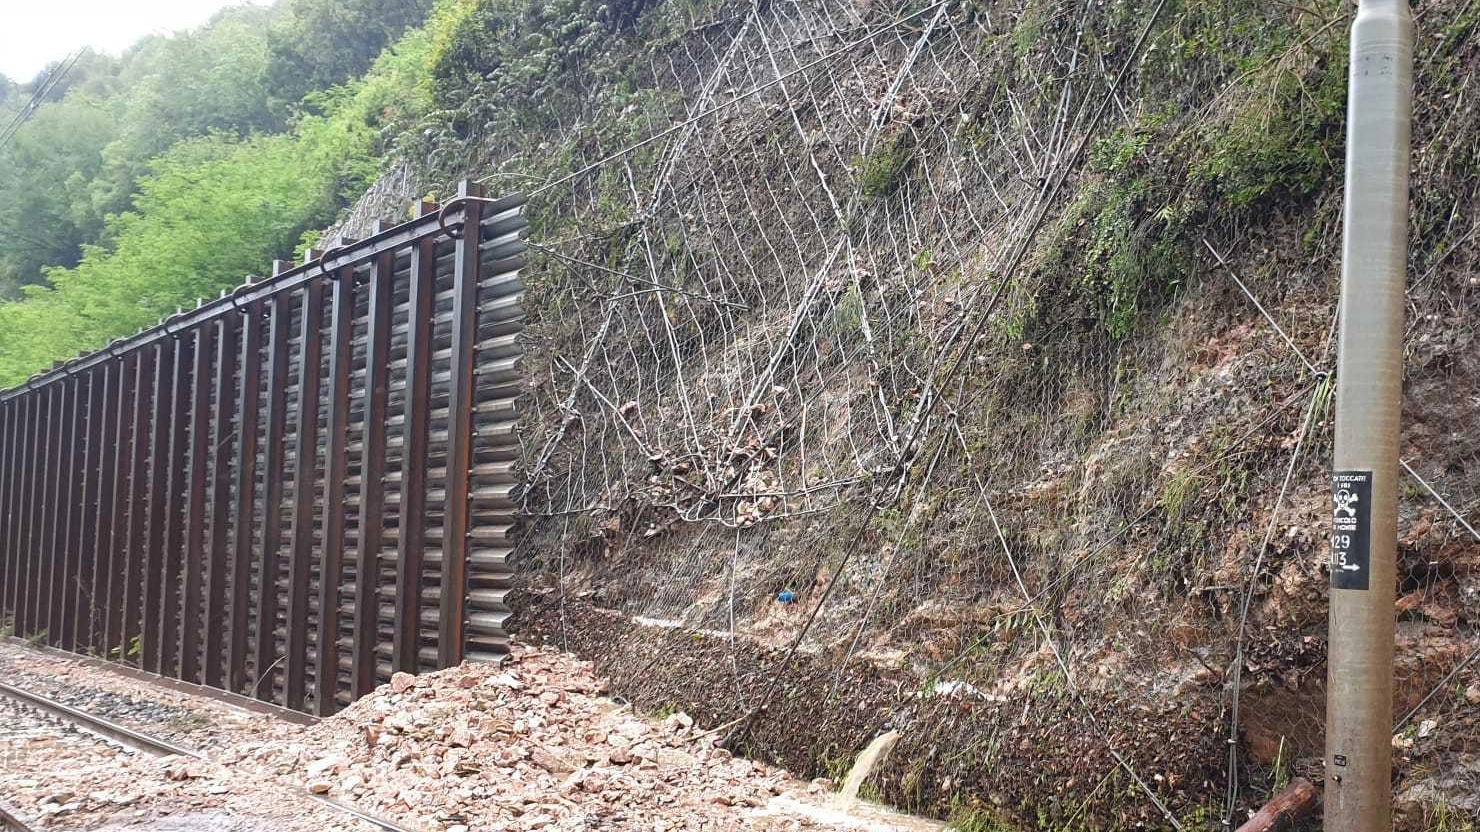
265,0 -> 435,107
0,97 -> 117,296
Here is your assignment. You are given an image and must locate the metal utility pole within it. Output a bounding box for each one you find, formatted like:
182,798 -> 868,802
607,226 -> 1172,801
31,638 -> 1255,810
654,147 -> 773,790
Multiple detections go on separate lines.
1327,1 -> 1413,830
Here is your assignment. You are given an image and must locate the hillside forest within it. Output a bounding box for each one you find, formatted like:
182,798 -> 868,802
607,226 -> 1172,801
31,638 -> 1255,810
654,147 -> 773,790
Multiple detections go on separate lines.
0,0 -> 440,385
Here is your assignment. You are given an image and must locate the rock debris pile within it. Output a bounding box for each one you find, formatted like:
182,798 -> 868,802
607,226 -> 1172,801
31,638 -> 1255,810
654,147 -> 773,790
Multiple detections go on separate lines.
232,646 -> 924,831
0,642 -> 935,831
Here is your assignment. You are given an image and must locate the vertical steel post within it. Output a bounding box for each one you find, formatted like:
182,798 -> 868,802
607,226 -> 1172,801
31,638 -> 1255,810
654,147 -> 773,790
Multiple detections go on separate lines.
2,399 -> 16,624
0,402 -> 12,624
12,394 -> 29,631
287,277 -> 326,711
206,314 -> 239,689
181,325 -> 216,683
356,250 -> 394,694
7,396 -> 28,627
48,379 -> 77,645
230,300 -> 263,694
159,335 -> 193,677
74,373 -> 101,652
1,399 -> 16,626
143,341 -> 175,673
315,265 -> 354,715
1326,2 -> 1413,831
103,355 -> 136,656
11,395 -> 26,632
19,391 -> 44,636
122,354 -> 154,664
395,239 -> 431,675
88,363 -> 119,651
39,384 -> 63,642
255,289 -> 292,702
440,182 -> 484,667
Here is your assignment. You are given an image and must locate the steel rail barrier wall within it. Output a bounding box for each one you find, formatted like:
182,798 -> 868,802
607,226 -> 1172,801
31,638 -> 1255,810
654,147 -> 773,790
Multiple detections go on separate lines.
0,182 -> 526,716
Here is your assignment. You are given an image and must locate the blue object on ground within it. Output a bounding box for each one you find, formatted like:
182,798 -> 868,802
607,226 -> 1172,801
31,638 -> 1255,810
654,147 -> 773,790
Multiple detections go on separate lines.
777,590 -> 797,604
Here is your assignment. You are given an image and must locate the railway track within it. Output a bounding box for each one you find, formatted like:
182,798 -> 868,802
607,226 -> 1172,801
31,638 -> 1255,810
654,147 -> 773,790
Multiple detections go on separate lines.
0,681 -> 417,832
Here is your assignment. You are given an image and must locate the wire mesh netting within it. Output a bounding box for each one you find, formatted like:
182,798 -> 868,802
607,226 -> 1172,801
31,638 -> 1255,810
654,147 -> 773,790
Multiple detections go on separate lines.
381,0 -> 1480,826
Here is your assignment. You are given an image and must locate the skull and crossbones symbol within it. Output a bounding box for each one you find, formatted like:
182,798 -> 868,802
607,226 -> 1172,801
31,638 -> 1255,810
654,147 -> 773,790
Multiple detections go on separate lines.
1333,488 -> 1359,518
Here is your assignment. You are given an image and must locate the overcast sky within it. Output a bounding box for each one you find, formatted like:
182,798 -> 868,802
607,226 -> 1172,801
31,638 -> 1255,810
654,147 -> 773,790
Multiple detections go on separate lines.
1,0 -> 266,82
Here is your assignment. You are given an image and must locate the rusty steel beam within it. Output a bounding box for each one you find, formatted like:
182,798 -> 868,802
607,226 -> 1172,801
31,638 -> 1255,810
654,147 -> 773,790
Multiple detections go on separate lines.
121,353 -> 154,665
286,275 -> 326,712
58,376 -> 87,652
315,265 -> 355,715
0,402 -> 12,625
85,365 -> 119,650
355,249 -> 394,696
439,182 -> 485,667
33,385 -> 59,643
395,215 -> 437,675
71,374 -> 100,653
0,205 -> 483,403
229,300 -> 263,694
205,314 -> 239,690
15,392 -> 36,636
15,392 -> 38,636
254,288 -> 292,703
54,379 -> 83,649
158,334 -> 193,678
17,395 -> 36,631
24,393 -> 43,636
69,370 -> 98,648
17,389 -> 44,638
9,395 -> 29,630
181,323 -> 217,684
48,381 -> 75,646
142,340 -> 175,673
57,380 -> 84,647
103,354 -> 137,657
40,383 -> 65,645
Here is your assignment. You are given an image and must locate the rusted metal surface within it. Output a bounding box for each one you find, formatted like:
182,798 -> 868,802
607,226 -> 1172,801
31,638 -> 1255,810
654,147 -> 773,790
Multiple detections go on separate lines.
286,273 -> 325,711
182,325 -> 216,684
315,264 -> 354,716
356,246 -> 394,695
158,335 -> 192,677
392,232 -> 429,675
255,286 -> 291,703
141,340 -> 174,672
0,184 -> 526,714
205,315 -> 238,690
228,300 -> 263,694
122,355 -> 154,667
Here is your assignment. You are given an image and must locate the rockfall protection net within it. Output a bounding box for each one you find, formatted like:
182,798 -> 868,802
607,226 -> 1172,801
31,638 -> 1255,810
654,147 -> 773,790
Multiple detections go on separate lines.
405,0 -> 1478,824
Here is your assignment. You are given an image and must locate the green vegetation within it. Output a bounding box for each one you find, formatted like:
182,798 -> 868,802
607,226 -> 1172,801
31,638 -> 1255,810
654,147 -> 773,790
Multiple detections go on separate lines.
0,0 -> 437,386
855,137 -> 916,199
947,799 -> 1019,832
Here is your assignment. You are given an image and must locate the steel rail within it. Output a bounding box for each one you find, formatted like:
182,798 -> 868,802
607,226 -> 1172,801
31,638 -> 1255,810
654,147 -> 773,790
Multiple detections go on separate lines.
0,800 -> 33,832
0,680 -> 198,757
0,679 -> 419,832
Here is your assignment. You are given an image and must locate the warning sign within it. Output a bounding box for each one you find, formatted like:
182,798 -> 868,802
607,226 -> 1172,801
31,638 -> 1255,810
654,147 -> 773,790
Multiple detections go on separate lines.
1331,470 -> 1373,591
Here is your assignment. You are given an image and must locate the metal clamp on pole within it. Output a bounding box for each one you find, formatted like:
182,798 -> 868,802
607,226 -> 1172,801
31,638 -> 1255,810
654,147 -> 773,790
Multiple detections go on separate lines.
1326,2 -> 1413,830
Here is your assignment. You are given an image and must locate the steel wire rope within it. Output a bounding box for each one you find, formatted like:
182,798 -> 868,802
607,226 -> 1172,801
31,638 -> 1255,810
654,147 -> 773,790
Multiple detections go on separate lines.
717,0 -> 1172,755
514,0 -> 954,198
953,422 -> 1187,831
1222,384 -> 1325,825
